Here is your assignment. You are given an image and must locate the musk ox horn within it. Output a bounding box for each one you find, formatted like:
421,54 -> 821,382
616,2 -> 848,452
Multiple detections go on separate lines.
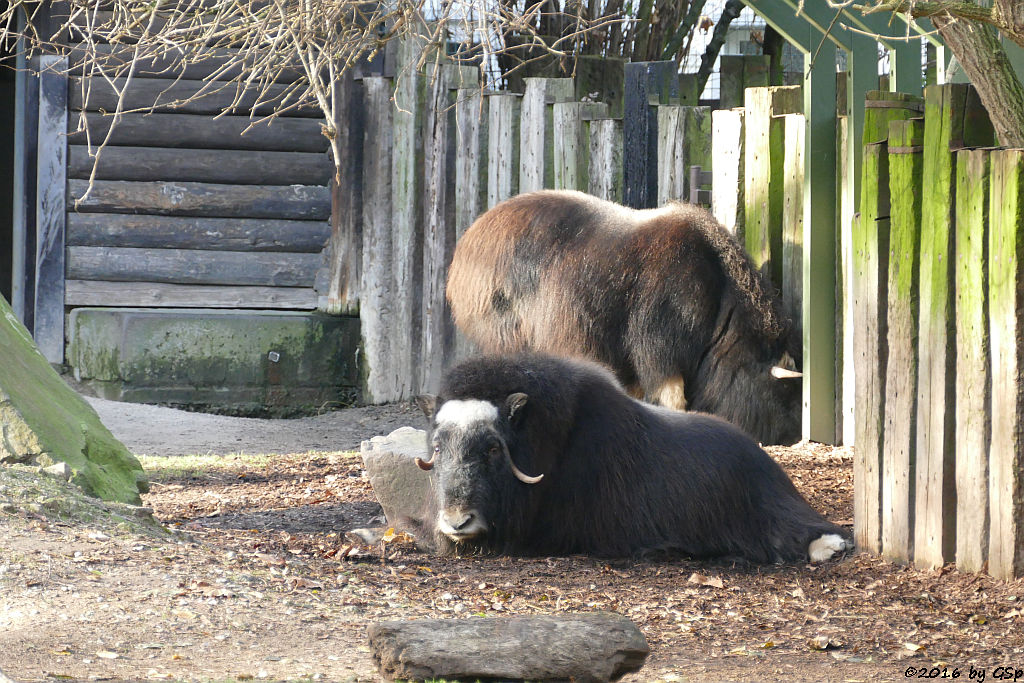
502,444 -> 543,484
770,366 -> 803,380
415,452 -> 437,471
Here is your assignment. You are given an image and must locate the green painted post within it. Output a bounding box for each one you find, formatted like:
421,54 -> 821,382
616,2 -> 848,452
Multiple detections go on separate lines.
915,84 -> 993,570
801,40 -> 838,443
987,149 -> 1024,580
852,141 -> 890,554
882,117 -> 924,564
954,148 -> 991,575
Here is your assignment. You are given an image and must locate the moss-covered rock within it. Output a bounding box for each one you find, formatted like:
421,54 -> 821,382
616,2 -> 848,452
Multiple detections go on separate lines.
0,296 -> 146,504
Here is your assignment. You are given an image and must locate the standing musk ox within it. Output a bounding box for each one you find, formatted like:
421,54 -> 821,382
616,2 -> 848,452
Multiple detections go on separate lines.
411,354 -> 850,564
446,189 -> 803,445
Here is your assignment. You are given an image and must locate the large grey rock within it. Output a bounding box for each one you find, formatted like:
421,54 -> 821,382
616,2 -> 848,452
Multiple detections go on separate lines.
367,613 -> 649,682
360,427 -> 431,530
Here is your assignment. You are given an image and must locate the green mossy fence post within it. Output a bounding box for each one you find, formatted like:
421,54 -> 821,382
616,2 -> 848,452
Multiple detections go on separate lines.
882,117 -> 923,564
915,83 -> 992,570
743,85 -> 801,288
781,113 -> 804,331
719,55 -> 769,110
852,140 -> 890,554
988,149 -> 1024,580
954,148 -> 991,574
851,90 -> 922,556
657,106 -> 711,204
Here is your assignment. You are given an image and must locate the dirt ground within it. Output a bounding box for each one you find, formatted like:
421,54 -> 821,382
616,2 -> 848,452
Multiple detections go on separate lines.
2,395 -> 1023,683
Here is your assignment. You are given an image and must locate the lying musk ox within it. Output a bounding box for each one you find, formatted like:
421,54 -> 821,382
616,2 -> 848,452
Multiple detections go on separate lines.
446,189 -> 803,445
411,354 -> 849,563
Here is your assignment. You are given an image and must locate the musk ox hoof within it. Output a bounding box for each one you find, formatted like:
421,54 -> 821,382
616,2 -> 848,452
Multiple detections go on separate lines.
808,533 -> 850,562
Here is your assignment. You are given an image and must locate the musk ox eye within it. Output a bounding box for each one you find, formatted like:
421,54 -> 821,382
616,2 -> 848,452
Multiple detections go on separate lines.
487,445 -> 501,458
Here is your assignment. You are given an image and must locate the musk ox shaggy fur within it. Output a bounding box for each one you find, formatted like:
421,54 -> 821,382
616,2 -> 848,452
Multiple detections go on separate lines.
410,353 -> 850,564
446,189 -> 803,445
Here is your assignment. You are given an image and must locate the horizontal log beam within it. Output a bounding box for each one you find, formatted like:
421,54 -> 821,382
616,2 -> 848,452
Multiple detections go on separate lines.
69,76 -> 321,117
66,213 -> 329,252
67,112 -> 329,152
68,145 -> 333,185
66,246 -> 321,287
67,179 -> 330,220
65,280 -> 318,309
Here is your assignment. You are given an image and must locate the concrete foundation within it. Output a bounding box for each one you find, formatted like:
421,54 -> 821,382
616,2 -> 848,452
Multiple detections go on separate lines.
67,308 -> 362,416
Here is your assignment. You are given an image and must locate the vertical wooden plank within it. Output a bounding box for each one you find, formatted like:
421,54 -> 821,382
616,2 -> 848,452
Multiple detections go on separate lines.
553,103 -> 586,191
34,56 -> 68,363
781,113 -> 804,331
657,106 -> 685,204
519,78 -> 573,193
421,64 -> 457,394
391,40 -> 425,399
588,119 -> 622,202
623,61 -> 678,209
322,72 -> 364,315
988,148 -> 1024,580
852,141 -> 890,554
720,55 -> 769,111
882,117 -> 924,563
744,86 -> 801,288
487,93 -> 520,209
12,53 -> 39,329
955,148 -> 991,574
802,44 -> 838,443
452,87 -> 487,362
914,83 -> 993,569
359,77 -> 395,403
712,108 -> 744,238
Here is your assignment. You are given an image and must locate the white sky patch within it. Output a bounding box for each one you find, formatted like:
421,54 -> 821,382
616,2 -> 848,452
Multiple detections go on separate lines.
435,399 -> 499,429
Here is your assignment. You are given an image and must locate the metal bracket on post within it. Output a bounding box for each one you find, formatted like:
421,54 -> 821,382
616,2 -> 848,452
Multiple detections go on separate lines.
688,165 -> 713,206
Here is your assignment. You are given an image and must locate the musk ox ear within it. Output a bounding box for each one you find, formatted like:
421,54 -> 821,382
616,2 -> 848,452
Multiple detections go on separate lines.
415,394 -> 438,419
505,393 -> 529,423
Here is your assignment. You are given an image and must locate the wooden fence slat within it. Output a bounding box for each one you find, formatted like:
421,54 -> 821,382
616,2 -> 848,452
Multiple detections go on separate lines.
743,86 -> 800,287
66,246 -> 320,287
65,281 -> 318,309
68,76 -> 320,117
553,102 -> 609,192
67,179 -> 330,219
520,78 -> 573,193
452,87 -> 487,361
623,61 -> 678,209
323,71 -> 364,314
360,77 -> 396,403
719,55 -> 769,111
66,213 -> 329,252
34,56 -> 69,363
67,145 -> 333,185
588,119 -> 622,202
391,39 -> 426,399
954,148 -> 992,574
988,148 -> 1024,580
67,112 -> 329,152
656,106 -> 711,205
883,117 -> 924,564
852,141 -> 890,554
711,108 -> 744,238
487,93 -> 520,208
781,113 -> 805,333
914,84 -> 992,569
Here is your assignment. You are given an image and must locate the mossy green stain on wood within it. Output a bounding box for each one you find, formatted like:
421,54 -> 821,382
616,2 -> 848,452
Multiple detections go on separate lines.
0,296 -> 145,504
988,149 -> 1024,580
882,117 -> 923,564
954,148 -> 992,574
862,90 -> 923,145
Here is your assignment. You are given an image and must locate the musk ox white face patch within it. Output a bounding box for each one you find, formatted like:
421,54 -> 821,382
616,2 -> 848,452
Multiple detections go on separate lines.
435,399 -> 499,429
808,533 -> 849,562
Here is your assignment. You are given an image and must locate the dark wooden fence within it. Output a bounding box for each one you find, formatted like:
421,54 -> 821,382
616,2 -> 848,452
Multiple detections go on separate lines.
852,83 -> 1024,579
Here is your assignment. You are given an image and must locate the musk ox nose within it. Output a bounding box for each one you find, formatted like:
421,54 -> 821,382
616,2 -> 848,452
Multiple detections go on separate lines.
438,508 -> 487,540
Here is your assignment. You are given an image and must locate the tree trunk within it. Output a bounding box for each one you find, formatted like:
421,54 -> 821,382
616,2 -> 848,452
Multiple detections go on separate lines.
696,0 -> 743,92
932,16 -> 1024,147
